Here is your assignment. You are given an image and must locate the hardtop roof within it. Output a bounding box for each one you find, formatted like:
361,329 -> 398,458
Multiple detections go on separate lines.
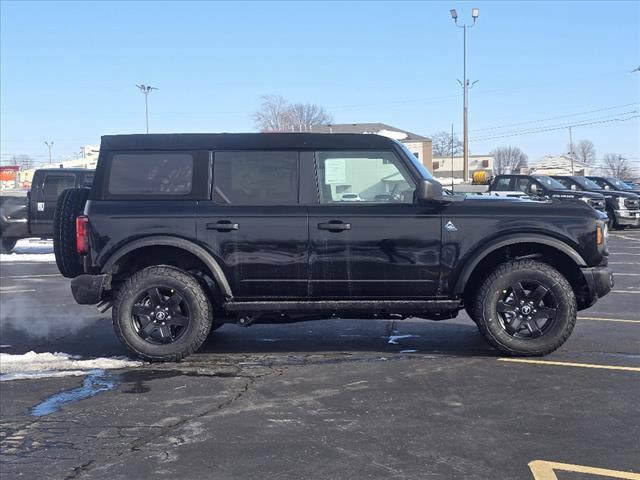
100,133 -> 399,151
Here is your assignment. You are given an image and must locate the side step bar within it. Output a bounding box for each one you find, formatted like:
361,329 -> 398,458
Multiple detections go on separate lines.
223,300 -> 461,313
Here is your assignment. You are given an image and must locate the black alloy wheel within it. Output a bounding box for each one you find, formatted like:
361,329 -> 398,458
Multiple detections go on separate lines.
495,280 -> 558,339
131,287 -> 191,344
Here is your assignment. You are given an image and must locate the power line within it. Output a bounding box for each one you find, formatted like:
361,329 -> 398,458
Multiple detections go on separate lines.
469,114 -> 639,143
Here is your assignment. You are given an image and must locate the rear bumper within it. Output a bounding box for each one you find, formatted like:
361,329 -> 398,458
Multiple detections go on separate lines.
579,266 -> 614,309
614,209 -> 640,226
70,274 -> 111,305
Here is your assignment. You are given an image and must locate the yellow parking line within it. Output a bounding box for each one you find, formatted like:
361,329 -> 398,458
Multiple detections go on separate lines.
529,460 -> 640,479
498,358 -> 640,372
579,316 -> 640,323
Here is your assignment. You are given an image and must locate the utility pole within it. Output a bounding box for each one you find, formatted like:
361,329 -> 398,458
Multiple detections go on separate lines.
136,84 -> 158,133
44,141 -> 54,164
451,7 -> 479,183
451,123 -> 455,190
568,126 -> 574,175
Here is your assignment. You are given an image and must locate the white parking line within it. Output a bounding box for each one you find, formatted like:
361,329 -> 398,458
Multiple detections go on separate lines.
579,316 -> 640,323
609,253 -> 640,256
0,289 -> 37,294
614,273 -> 640,276
609,262 -> 640,265
499,358 -> 640,372
611,290 -> 640,294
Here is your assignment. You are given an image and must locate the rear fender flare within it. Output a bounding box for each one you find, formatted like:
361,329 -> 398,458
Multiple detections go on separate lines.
101,236 -> 232,298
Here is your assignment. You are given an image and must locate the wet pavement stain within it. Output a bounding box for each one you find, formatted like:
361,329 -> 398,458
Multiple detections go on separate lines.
31,369 -> 117,417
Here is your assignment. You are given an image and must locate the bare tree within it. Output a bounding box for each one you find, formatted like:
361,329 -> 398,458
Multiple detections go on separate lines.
431,131 -> 463,157
252,94 -> 333,132
491,146 -> 528,175
288,102 -> 333,131
602,153 -> 632,179
568,139 -> 596,166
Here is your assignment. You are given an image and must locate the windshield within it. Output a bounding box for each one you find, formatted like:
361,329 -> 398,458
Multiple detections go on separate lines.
533,175 -> 567,190
606,177 -> 632,190
574,176 -> 602,190
396,140 -> 435,180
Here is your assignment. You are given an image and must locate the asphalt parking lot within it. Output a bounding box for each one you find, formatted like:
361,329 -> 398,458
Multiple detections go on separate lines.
1,232 -> 639,480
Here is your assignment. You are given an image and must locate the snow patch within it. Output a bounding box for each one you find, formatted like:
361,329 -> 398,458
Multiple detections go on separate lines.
0,351 -> 143,381
387,334 -> 417,345
0,253 -> 56,262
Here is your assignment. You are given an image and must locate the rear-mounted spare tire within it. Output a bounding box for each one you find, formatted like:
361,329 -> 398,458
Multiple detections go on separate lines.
54,187 -> 90,278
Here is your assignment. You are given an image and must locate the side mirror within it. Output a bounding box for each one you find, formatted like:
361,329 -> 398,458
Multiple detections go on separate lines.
416,179 -> 451,203
530,183 -> 539,194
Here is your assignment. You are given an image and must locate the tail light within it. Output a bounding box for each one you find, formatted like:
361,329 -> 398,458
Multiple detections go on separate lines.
76,215 -> 89,255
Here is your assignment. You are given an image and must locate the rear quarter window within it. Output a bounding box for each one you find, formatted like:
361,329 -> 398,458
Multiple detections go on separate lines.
109,153 -> 194,195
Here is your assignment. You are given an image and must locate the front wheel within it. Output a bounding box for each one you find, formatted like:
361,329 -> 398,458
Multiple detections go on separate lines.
112,266 -> 213,362
473,259 -> 577,356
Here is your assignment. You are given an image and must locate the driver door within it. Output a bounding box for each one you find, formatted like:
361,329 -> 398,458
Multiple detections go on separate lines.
307,150 -> 442,299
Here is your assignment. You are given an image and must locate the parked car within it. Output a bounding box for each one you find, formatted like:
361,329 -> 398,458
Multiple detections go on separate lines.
587,176 -> 640,193
57,133 -> 613,361
0,168 -> 94,253
488,174 -> 607,212
551,176 -> 640,229
339,193 -> 364,202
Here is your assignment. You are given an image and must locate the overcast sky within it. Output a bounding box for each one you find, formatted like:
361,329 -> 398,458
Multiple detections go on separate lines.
1,1 -> 638,170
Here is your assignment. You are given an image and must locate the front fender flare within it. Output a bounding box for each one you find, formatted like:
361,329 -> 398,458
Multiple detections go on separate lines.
101,236 -> 232,298
453,233 -> 587,296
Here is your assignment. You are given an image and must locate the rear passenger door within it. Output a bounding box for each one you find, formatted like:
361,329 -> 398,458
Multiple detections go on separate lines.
307,150 -> 441,299
196,151 -> 309,300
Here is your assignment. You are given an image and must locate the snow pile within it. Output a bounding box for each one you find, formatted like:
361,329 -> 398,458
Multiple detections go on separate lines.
0,238 -> 56,262
0,351 -> 143,381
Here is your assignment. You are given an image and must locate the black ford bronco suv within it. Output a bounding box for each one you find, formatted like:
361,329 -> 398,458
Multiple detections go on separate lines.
56,133 -> 613,361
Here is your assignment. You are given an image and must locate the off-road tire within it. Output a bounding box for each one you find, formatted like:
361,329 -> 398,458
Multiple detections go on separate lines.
1,236 -> 18,254
473,259 -> 577,356
112,266 -> 213,362
53,188 -> 90,278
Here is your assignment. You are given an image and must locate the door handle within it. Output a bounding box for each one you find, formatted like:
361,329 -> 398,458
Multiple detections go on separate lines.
207,221 -> 239,231
318,221 -> 351,232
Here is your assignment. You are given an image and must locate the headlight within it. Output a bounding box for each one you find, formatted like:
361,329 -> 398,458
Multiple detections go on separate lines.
579,196 -> 591,205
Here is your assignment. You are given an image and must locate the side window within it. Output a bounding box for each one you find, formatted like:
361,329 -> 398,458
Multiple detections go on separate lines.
316,151 -> 415,204
213,151 -> 298,205
43,175 -> 75,200
555,178 -> 572,189
494,177 -> 513,191
592,178 -> 606,189
81,173 -> 94,187
516,177 -> 531,193
108,153 -> 194,195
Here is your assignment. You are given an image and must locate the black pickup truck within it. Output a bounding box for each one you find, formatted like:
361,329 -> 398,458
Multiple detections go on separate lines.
551,176 -> 640,229
56,133 -> 613,361
0,168 -> 94,253
488,174 -> 607,213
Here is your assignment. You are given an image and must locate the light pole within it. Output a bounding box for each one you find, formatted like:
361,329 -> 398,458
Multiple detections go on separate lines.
44,141 -> 54,164
451,7 -> 479,183
136,84 -> 158,133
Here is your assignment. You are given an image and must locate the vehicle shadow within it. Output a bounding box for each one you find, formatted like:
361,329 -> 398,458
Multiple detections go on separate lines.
197,318 -> 496,358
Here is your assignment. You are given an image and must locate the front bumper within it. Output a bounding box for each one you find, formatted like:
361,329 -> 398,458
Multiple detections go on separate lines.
614,209 -> 640,226
70,274 -> 111,305
580,266 -> 614,309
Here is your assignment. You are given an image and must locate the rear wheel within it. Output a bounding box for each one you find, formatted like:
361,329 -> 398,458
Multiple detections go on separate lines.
473,259 -> 576,356
112,266 -> 213,362
1,237 -> 18,254
53,188 -> 90,278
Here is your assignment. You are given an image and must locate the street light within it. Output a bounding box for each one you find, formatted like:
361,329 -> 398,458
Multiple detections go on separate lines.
44,141 -> 54,164
451,7 -> 479,183
136,84 -> 158,134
